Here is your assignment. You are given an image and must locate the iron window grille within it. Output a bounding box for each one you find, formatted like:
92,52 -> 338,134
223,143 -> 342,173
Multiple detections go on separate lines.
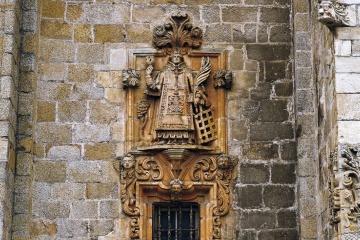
152,202 -> 200,240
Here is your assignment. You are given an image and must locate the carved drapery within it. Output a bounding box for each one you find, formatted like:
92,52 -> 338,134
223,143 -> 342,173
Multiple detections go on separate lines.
318,1 -> 350,27
330,145 -> 360,239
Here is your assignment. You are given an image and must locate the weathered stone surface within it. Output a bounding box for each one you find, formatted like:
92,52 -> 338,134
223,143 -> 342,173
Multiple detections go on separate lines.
73,124 -> 111,143
36,124 -> 72,143
77,44 -> 104,64
68,64 -> 94,83
37,101 -> 55,122
280,141 -> 297,160
258,229 -> 299,240
58,101 -> 86,123
71,201 -> 98,218
66,5 -> 83,22
84,143 -> 115,160
74,24 -> 92,43
39,40 -> 75,63
34,161 -> 66,182
259,100 -> 289,122
240,211 -> 276,229
245,142 -> 279,160
89,101 -> 118,124
236,185 -> 263,209
52,183 -> 85,200
40,19 -> 72,40
56,219 -> 87,238
90,220 -> 115,237
86,183 -> 116,199
41,0 -> 65,18
99,200 -> 120,218
263,186 -> 295,208
47,145 -> 81,160
271,164 -> 296,184
247,44 -> 291,61
95,24 -> 124,43
30,219 -> 57,237
250,123 -> 294,141
222,7 -> 258,22
240,163 -> 270,184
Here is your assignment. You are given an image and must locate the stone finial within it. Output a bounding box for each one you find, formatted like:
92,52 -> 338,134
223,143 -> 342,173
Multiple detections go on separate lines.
318,1 -> 350,27
122,69 -> 140,89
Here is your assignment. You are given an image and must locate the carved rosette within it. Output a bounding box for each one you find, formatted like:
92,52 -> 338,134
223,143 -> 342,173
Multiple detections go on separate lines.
213,70 -> 233,89
318,1 -> 350,27
190,154 -> 238,239
122,69 -> 140,89
153,11 -> 203,54
330,146 -> 360,239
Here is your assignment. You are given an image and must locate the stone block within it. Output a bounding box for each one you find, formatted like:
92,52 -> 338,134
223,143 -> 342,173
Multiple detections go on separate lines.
105,88 -> 123,103
260,7 -> 290,23
271,163 -> 296,184
40,19 -> 72,40
89,101 -> 118,124
300,217 -> 318,238
259,100 -> 289,122
277,210 -> 297,228
30,219 -> 57,238
336,57 -> 360,73
270,25 -> 291,42
37,101 -> 55,122
229,50 -> 245,71
68,64 -> 94,83
258,25 -> 268,43
265,61 -> 287,82
240,210 -> 276,229
335,73 -> 360,93
50,182 -> 86,202
246,44 -> 291,61
74,24 -> 92,43
21,10 -> 37,32
204,24 -> 231,43
83,3 -> 130,24
296,90 -> 314,113
229,119 -> 247,141
85,143 -> 115,160
132,5 -> 164,23
245,142 -> 279,160
94,24 -> 124,43
294,13 -> 310,32
241,100 -> 260,122
99,200 -> 120,218
13,192 -> 30,214
280,141 -> 297,160
336,27 -> 360,40
258,229 -> 298,240
20,72 -> 36,92
233,24 -> 256,43
56,219 -> 87,238
73,124 -> 111,143
39,40 -> 75,63
66,4 -> 83,22
36,124 -> 72,143
236,185 -> 263,209
47,145 -> 81,161
0,99 -> 10,121
68,82 -> 104,101
222,7 -> 257,22
58,101 -> 86,123
250,123 -> 294,141
86,183 -> 115,199
71,200 -> 98,218
109,50 -> 127,70
338,121 -> 360,144
335,40 -> 351,56
295,32 -> 311,51
18,137 -> 34,153
90,220 -> 115,237
41,0 -> 65,18
202,5 -> 220,23
39,63 -> 67,81
33,201 -> 70,220
294,0 -> 308,13
275,81 -> 293,97
250,82 -> 272,100
16,153 -> 33,176
263,185 -> 295,208
338,94 -> 360,120
34,161 -> 66,182
124,24 -> 152,43
240,163 -> 270,184
295,51 -> 311,68
33,182 -> 51,201
68,161 -> 104,183
77,44 -> 104,64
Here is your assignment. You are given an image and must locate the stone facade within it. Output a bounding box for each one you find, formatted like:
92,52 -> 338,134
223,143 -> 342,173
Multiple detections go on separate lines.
0,0 -> 359,239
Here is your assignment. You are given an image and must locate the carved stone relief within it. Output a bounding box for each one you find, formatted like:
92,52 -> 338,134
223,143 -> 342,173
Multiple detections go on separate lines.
120,12 -> 236,239
318,1 -> 350,27
330,145 -> 360,239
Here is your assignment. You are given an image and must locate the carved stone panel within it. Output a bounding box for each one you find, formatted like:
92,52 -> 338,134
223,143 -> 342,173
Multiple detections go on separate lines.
120,12 -> 235,239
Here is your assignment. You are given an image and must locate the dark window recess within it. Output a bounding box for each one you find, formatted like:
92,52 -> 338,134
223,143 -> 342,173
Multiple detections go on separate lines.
152,202 -> 200,240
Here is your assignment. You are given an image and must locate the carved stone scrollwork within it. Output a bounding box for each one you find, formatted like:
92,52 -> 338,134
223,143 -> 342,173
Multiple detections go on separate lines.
318,1 -> 350,27
153,11 -> 202,54
191,154 -> 238,239
213,70 -> 233,89
122,69 -> 140,89
330,145 -> 360,239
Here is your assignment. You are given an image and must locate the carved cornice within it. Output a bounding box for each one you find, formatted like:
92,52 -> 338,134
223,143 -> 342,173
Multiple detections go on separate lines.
153,11 -> 203,54
330,145 -> 360,239
318,1 -> 350,27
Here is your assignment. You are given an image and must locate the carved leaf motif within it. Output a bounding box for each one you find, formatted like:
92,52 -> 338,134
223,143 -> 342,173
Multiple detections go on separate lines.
190,156 -> 217,181
120,167 -> 140,216
136,157 -> 163,181
153,12 -> 203,52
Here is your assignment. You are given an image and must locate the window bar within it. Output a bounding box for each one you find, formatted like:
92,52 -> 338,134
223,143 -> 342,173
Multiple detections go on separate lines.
190,204 -> 193,240
179,205 -> 182,240
168,205 -> 171,240
157,205 -> 161,240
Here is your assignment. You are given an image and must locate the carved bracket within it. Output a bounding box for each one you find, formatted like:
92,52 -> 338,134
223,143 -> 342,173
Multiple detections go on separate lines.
122,69 -> 140,89
330,145 -> 360,239
213,70 -> 233,89
318,1 -> 350,27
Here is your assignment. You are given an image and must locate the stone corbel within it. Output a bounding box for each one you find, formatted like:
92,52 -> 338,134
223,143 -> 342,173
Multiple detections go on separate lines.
330,145 -> 360,239
318,1 -> 350,28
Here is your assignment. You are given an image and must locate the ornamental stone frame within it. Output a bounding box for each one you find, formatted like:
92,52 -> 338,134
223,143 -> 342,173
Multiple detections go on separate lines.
119,12 -> 237,239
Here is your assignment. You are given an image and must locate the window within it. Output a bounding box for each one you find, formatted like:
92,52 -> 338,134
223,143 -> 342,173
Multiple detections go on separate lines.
152,202 -> 200,240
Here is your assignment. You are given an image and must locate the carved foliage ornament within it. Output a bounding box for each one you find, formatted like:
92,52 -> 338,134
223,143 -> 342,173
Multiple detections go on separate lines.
330,146 -> 360,239
153,11 -> 203,54
318,1 -> 350,27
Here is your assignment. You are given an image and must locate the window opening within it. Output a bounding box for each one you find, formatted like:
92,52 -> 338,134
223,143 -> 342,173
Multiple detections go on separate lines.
153,202 -> 200,240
